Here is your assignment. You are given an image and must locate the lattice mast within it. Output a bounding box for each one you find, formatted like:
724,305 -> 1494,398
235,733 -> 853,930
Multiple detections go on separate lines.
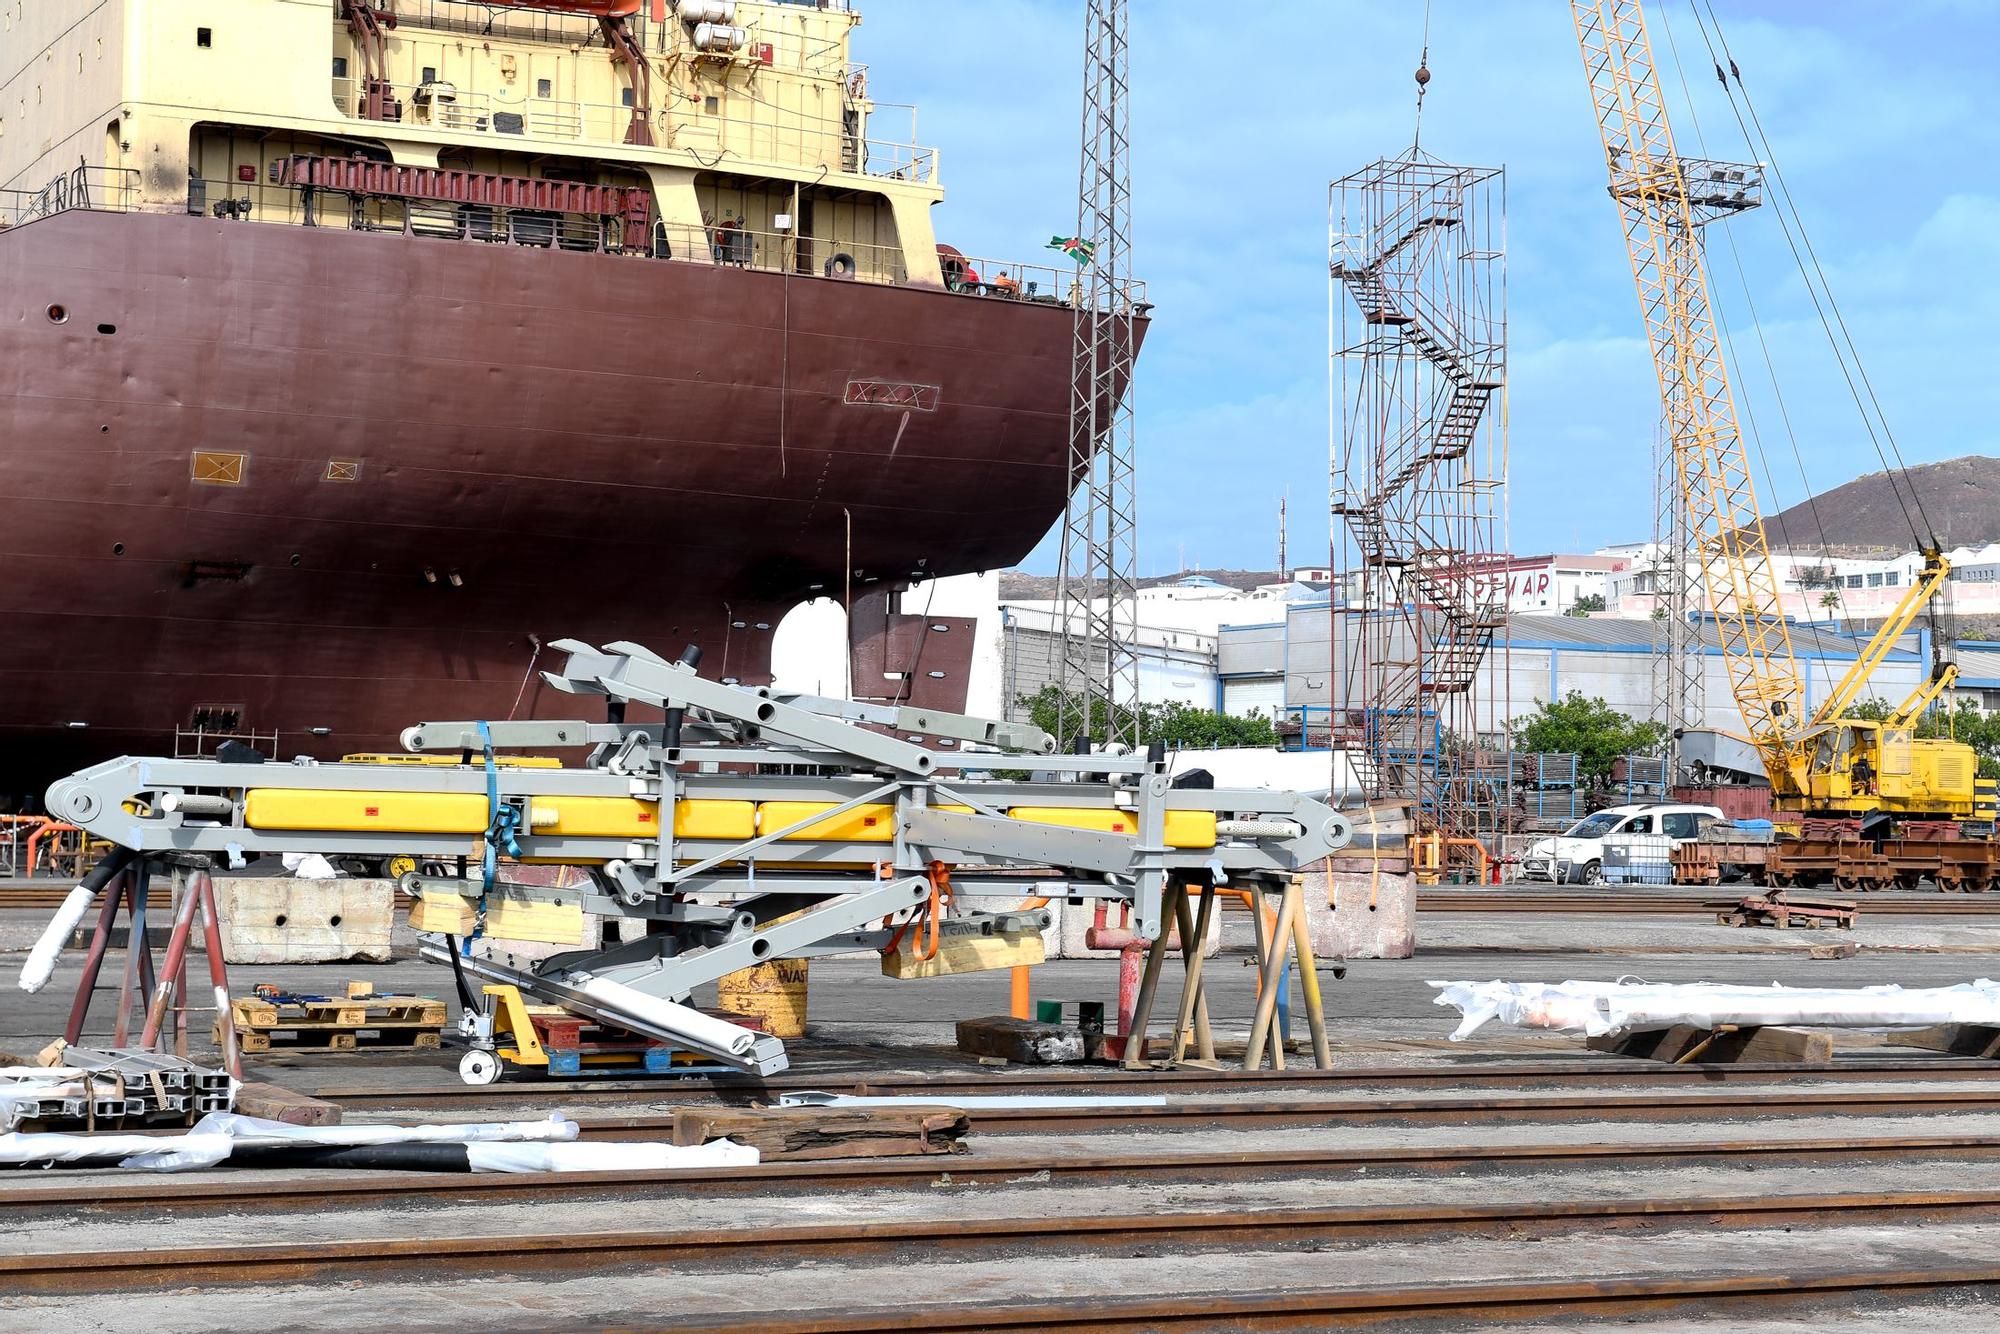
1570,0 -> 1801,779
1329,153 -> 1506,834
1054,0 -> 1140,747
1648,421 -> 1705,749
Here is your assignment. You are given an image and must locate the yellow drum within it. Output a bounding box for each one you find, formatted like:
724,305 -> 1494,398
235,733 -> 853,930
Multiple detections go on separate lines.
717,958 -> 809,1039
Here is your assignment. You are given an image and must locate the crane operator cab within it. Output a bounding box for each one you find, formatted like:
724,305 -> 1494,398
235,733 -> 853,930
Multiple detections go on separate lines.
1795,719 -> 1977,822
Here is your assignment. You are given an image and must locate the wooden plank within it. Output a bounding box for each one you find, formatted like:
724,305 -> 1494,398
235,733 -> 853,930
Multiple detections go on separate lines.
221,1024 -> 440,1052
233,1081 -> 343,1126
670,1106 -> 970,1160
1884,1025 -> 2000,1059
1586,1024 -> 1833,1065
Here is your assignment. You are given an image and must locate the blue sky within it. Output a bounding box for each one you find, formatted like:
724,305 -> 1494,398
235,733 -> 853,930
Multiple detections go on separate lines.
857,1 -> 2000,572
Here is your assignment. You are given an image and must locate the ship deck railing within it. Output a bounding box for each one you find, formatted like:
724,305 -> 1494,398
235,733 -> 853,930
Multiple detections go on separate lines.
0,164 -> 138,232
330,78 -> 936,185
939,251 -> 1151,313
1,168 -> 1146,312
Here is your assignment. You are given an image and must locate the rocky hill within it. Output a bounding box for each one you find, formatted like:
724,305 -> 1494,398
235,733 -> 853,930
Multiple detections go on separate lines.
1762,455 -> 2000,555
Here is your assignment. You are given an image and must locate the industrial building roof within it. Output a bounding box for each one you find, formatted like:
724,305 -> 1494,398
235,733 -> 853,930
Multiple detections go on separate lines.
1503,613 -> 1920,660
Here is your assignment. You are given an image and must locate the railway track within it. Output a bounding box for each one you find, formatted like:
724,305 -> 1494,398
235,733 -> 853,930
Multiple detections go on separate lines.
350,1084 -> 2000,1140
6,1168 -> 1998,1299
10,1103 -> 2000,1218
310,1055 -> 2000,1109
1418,890 -> 2000,915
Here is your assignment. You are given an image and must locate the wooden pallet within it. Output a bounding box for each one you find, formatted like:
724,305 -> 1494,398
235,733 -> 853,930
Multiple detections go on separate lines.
223,983 -> 445,1055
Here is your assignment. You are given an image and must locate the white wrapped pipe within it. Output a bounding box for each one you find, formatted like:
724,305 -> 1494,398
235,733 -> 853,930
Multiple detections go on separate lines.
1431,977 -> 2000,1042
572,974 -> 757,1056
19,886 -> 98,995
467,1138 -> 758,1174
676,0 -> 736,22
19,851 -> 132,994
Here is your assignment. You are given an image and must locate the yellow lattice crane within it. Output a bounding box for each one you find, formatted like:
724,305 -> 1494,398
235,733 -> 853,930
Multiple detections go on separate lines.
1569,0 -> 1979,823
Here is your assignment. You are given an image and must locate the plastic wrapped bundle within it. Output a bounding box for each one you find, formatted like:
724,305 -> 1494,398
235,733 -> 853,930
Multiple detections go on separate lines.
1430,977 -> 2000,1041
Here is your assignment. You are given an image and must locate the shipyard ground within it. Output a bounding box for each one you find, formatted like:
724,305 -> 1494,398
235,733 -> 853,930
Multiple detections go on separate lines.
8,897 -> 2000,1331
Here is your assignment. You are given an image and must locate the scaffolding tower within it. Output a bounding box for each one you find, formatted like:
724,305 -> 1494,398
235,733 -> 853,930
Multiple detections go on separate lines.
1330,151 -> 1507,839
1054,0 -> 1141,747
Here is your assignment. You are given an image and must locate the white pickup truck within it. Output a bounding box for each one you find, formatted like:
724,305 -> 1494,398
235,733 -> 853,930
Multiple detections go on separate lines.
1518,803 -> 1726,885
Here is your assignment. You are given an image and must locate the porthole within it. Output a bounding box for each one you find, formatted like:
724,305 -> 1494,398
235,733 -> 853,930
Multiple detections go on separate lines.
111,542 -> 125,555
289,553 -> 302,567
46,304 -> 67,323
96,322 -> 116,335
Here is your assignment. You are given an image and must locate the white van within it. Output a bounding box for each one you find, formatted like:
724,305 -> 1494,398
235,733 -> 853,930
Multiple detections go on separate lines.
1518,803 -> 1725,885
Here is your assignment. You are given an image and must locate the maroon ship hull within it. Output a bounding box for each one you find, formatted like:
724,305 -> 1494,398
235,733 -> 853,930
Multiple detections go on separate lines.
0,209 -> 1132,784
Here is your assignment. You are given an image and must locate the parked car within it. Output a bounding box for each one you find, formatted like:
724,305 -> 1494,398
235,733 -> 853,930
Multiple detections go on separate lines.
1518,803 -> 1725,885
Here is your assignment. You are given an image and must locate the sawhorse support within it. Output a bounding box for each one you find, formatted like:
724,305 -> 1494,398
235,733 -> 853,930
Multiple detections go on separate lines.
64,863 -> 240,1078
1119,875 -> 1331,1071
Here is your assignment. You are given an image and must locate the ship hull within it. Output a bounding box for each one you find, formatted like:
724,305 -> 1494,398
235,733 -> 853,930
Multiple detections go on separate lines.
0,210 -> 1122,784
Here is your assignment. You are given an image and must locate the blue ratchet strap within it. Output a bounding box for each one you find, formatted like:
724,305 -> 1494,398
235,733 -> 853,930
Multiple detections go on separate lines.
475,721 -> 522,939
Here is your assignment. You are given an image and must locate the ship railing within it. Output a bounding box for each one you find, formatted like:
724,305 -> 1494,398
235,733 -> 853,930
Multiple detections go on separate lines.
187,176 -> 657,256
174,726 -> 280,761
941,253 -> 1150,312
654,221 -> 910,285
0,164 -> 139,231
330,78 -> 936,185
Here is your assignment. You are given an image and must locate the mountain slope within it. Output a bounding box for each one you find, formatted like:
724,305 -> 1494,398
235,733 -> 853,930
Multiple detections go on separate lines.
1761,455 -> 2000,554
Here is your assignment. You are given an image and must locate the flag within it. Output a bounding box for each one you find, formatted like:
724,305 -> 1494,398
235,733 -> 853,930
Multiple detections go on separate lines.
1047,234 -> 1097,264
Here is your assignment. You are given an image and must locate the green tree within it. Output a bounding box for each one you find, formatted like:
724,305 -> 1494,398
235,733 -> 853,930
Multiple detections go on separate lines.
1566,593 -> 1606,616
1819,590 -> 1842,610
1016,685 -> 1278,750
1513,692 -> 1669,781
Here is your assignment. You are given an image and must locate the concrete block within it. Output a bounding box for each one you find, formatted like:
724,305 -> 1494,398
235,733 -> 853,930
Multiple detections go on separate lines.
210,877 -> 394,965
1049,898 -> 1222,961
955,1016 -> 1089,1064
1303,862 -> 1415,960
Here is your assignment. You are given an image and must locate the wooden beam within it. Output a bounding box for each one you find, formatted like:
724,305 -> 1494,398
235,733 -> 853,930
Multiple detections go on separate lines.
1587,1024 -> 1833,1065
671,1106 -> 970,1160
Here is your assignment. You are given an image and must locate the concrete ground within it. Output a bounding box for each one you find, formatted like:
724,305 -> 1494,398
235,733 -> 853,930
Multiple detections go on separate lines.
9,899 -> 2000,1330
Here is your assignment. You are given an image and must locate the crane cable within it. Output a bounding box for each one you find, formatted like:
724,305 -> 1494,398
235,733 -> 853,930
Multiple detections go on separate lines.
1687,0 -> 1939,555
1411,0 -> 1433,151
1653,3 -> 1850,644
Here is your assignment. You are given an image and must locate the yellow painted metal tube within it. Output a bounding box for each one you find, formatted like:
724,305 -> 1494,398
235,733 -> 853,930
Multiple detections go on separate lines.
243,790 -> 488,834
1007,806 -> 1218,850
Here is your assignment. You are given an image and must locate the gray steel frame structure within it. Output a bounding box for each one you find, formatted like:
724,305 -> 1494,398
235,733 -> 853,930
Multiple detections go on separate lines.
1054,0 -> 1142,747
48,639 -> 1351,1075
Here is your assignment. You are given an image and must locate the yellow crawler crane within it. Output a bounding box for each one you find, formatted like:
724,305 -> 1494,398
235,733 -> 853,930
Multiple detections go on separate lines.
1569,0 -> 1979,824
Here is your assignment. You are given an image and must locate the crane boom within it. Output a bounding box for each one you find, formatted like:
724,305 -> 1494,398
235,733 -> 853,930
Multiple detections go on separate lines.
1569,0 -> 1808,790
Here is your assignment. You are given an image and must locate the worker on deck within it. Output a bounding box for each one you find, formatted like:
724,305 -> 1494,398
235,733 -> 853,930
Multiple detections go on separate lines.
991,269 -> 1020,298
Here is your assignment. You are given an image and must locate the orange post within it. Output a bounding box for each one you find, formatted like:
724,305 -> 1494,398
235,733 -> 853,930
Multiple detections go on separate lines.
1009,965 -> 1031,1020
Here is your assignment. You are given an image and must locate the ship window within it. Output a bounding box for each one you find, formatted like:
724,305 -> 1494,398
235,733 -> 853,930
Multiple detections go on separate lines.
621,88 -> 634,107
196,27 -> 211,48
537,78 -> 552,97
704,95 -> 719,113
96,323 -> 116,335
332,56 -> 348,78
421,66 -> 437,84
46,305 -> 67,324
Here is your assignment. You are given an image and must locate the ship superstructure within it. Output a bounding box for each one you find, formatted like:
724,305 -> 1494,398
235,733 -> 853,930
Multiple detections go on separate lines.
0,1 -> 1144,785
